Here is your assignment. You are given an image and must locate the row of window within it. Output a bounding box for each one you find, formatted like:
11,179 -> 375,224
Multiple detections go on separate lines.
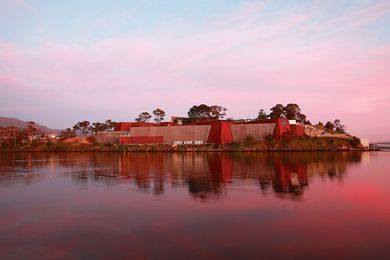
173,140 -> 204,145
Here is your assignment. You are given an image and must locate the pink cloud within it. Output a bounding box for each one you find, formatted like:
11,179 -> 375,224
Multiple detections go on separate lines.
0,2 -> 389,141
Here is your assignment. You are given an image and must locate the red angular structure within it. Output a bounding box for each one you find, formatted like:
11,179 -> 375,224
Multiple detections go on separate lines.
111,118 -> 304,145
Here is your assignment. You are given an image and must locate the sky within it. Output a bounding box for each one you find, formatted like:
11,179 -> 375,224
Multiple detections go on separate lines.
0,0 -> 389,141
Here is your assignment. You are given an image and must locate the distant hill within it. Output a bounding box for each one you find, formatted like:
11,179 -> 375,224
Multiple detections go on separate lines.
0,116 -> 62,133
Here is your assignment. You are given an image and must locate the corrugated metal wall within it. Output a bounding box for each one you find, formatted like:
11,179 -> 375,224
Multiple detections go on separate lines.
129,125 -> 211,143
231,123 -> 275,142
120,136 -> 164,144
96,131 -> 128,144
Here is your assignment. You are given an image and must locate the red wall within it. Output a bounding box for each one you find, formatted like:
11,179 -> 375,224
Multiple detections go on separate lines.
273,118 -> 291,139
115,122 -> 178,131
115,118 -> 297,144
120,136 -> 164,145
208,121 -> 233,144
290,125 -> 305,137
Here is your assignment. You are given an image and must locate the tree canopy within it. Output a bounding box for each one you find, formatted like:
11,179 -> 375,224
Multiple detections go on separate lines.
323,119 -> 346,133
188,104 -> 227,120
257,109 -> 268,120
135,112 -> 152,122
267,103 -> 308,124
153,108 -> 165,124
269,104 -> 285,119
73,121 -> 91,136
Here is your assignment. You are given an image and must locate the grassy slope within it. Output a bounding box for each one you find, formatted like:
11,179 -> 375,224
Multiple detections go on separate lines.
2,136 -> 364,152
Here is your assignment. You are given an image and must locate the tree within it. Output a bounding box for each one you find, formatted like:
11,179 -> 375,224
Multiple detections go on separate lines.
24,121 -> 40,143
73,121 -> 91,136
283,103 -> 308,124
153,109 -> 166,124
333,119 -> 346,134
283,104 -> 301,120
257,109 -> 268,120
90,122 -> 106,134
187,104 -> 227,120
188,104 -> 212,119
325,121 -> 335,131
0,127 -> 21,148
135,112 -> 152,122
105,119 -> 116,130
269,104 -> 285,118
59,128 -> 76,139
209,105 -> 227,119
296,113 -> 308,124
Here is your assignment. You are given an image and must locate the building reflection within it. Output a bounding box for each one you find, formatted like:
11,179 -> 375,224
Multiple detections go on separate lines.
0,151 -> 365,200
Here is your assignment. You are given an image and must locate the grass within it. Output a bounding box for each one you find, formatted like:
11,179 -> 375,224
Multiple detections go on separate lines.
0,136 -> 363,152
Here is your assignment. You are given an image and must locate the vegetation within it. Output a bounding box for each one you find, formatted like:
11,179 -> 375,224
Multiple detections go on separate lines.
24,122 -> 40,142
72,121 -> 91,136
59,128 -> 76,139
135,112 -> 152,122
72,119 -> 116,136
256,104 -> 348,132
350,136 -> 361,147
324,119 -> 346,134
0,136 -> 364,152
187,104 -> 227,120
257,109 -> 267,120
0,103 -> 358,152
152,108 -> 166,124
257,103 -> 309,124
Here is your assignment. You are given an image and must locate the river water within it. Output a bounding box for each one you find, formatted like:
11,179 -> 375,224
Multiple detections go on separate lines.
0,151 -> 389,259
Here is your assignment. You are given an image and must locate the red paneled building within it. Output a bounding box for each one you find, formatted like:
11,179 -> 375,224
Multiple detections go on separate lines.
107,118 -> 304,145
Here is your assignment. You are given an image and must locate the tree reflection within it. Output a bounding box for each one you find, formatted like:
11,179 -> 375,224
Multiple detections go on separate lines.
0,151 -> 364,200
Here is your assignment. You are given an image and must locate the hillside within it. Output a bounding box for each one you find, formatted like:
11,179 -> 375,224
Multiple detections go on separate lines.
0,116 -> 61,133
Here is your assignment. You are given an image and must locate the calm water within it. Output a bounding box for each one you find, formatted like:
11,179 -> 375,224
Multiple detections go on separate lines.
0,151 -> 390,259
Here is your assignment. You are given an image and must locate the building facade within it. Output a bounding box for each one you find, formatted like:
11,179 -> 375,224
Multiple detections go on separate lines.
94,118 -> 305,145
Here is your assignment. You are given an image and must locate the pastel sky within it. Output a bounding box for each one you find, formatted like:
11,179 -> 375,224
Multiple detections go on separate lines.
0,0 -> 389,141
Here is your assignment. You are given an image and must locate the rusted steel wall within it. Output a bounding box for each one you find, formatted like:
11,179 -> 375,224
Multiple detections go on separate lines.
231,123 -> 275,142
208,121 -> 234,144
290,124 -> 305,137
96,131 -> 128,144
120,136 -> 164,144
273,118 -> 291,139
129,125 -> 211,143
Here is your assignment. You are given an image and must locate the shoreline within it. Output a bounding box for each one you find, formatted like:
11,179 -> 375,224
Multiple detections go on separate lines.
0,149 -> 373,153
0,137 -> 371,152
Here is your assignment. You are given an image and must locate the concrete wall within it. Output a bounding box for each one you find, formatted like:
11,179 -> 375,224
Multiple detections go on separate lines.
231,123 -> 275,142
96,131 -> 128,144
304,125 -> 325,137
129,125 -> 212,143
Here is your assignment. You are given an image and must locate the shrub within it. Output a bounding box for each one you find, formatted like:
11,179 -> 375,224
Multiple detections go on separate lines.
265,133 -> 274,141
230,141 -> 241,150
350,136 -> 361,147
244,135 -> 255,146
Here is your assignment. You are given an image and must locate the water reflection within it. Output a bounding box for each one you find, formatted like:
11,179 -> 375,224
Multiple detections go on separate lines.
0,152 -> 365,200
